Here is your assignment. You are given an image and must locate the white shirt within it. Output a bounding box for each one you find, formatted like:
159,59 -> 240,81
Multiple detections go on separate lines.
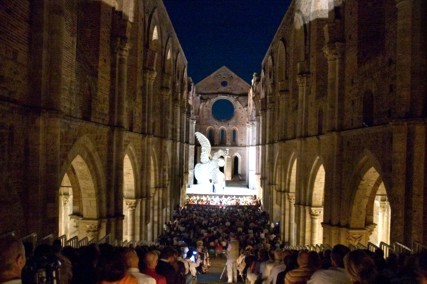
307,267 -> 351,284
268,263 -> 286,284
128,268 -> 156,284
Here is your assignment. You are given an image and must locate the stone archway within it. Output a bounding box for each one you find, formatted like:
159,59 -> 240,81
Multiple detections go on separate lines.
285,155 -> 297,245
122,148 -> 139,242
308,159 -> 325,245
59,155 -> 99,240
348,157 -> 391,246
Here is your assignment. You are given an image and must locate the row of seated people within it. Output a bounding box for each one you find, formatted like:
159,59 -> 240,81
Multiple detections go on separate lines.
0,236 -> 203,284
234,244 -> 427,284
185,194 -> 261,206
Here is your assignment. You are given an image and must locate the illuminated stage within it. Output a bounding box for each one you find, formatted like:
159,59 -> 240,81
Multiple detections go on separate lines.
186,184 -> 256,196
185,184 -> 259,206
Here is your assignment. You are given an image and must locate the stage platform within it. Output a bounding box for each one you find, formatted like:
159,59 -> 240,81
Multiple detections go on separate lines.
185,184 -> 256,196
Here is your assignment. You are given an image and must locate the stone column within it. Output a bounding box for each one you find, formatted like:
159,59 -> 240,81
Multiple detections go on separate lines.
60,193 -> 70,236
323,41 -> 345,132
125,199 -> 137,241
140,196 -> 147,241
310,207 -> 323,245
296,74 -> 310,137
142,70 -> 157,134
79,219 -> 100,241
288,193 -> 296,245
113,38 -> 130,127
377,200 -> 389,244
86,223 -> 100,241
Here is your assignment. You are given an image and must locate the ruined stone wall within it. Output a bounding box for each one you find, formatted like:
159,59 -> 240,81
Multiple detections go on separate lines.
0,0 -> 189,241
259,0 -> 427,246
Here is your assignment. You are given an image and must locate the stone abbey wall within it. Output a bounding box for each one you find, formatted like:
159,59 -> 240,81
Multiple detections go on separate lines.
0,0 -> 425,248
257,0 -> 427,246
0,0 -> 190,242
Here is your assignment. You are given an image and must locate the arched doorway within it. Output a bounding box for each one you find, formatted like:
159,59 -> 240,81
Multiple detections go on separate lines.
58,154 -> 99,239
123,152 -> 138,242
233,156 -> 239,177
309,160 -> 325,245
348,157 -> 391,246
285,155 -> 297,245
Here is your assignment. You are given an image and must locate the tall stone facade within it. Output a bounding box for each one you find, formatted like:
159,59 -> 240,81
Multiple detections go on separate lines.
256,0 -> 427,246
0,0 -> 190,242
188,66 -> 259,192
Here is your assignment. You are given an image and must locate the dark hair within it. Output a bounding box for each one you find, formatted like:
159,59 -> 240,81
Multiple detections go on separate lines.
97,248 -> 127,282
160,247 -> 178,259
331,244 -> 350,268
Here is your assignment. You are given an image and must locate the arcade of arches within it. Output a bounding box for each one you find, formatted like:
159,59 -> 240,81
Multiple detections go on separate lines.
0,0 -> 426,249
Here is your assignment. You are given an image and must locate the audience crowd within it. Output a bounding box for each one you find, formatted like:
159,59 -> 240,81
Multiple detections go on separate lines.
1,204 -> 427,284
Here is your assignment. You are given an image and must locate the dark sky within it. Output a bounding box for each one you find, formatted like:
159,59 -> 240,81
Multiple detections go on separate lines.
163,0 -> 292,84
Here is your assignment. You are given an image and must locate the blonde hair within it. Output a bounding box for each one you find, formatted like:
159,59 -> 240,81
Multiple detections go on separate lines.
344,250 -> 378,283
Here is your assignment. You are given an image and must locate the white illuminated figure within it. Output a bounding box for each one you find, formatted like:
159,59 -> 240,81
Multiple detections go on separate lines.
194,132 -> 228,192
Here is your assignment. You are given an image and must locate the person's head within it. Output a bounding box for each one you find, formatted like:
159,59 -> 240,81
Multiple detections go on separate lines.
273,248 -> 283,262
97,248 -> 127,282
344,249 -> 378,283
331,244 -> 350,268
144,250 -> 159,269
0,236 -> 26,281
122,248 -> 139,269
308,251 -> 321,270
160,247 -> 178,262
297,250 -> 310,268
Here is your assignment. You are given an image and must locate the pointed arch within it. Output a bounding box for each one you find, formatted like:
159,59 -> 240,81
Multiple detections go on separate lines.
148,9 -> 161,50
284,152 -> 298,245
307,157 -> 326,244
164,37 -> 173,74
59,136 -> 106,239
277,39 -> 288,83
347,151 -> 391,245
122,144 -> 140,241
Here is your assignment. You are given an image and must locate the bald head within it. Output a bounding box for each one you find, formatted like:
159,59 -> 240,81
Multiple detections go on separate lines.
122,248 -> 139,269
0,236 -> 26,281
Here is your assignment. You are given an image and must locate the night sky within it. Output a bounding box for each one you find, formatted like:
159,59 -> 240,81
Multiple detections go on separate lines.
163,0 -> 292,84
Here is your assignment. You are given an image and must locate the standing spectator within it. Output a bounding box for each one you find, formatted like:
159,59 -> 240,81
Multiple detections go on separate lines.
308,244 -> 351,284
344,250 -> 389,284
226,234 -> 240,284
0,236 -> 26,284
122,248 -> 156,284
97,247 -> 137,284
285,250 -> 317,284
156,247 -> 181,284
182,251 -> 199,284
141,251 -> 166,284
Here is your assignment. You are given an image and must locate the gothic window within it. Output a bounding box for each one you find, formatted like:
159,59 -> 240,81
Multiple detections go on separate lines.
220,128 -> 226,145
233,156 -> 239,176
212,99 -> 234,121
208,128 -> 215,145
232,129 -> 237,144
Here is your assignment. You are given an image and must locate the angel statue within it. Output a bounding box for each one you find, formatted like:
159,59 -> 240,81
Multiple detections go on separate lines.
194,132 -> 228,192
